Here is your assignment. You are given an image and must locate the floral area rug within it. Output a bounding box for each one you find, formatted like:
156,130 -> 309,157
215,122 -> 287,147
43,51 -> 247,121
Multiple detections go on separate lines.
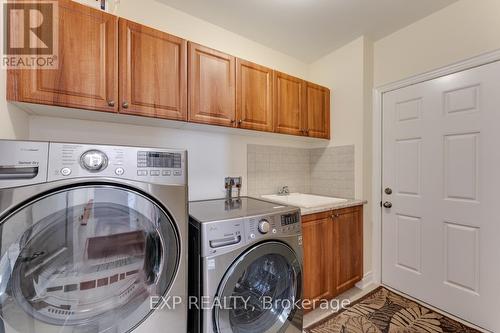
304,287 -> 481,333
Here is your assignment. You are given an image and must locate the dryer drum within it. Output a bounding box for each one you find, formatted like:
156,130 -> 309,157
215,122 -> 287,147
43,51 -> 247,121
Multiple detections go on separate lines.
0,185 -> 179,333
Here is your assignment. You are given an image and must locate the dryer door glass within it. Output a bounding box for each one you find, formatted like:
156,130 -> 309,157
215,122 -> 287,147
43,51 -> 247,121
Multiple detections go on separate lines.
0,185 -> 180,333
215,241 -> 302,333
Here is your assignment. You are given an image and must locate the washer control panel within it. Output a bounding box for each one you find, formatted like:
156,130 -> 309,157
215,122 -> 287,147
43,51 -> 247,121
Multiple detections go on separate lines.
203,219 -> 244,256
246,211 -> 301,242
200,209 -> 301,257
48,143 -> 186,185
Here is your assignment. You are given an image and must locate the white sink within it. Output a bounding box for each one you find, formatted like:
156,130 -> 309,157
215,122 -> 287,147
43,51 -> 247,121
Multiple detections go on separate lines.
261,193 -> 348,209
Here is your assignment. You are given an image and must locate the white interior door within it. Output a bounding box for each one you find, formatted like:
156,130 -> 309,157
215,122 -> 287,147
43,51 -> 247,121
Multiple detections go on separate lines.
382,60 -> 500,332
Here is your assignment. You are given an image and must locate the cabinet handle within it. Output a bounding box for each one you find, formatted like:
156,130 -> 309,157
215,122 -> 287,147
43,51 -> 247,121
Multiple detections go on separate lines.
107,100 -> 115,107
238,119 -> 243,125
122,102 -> 129,109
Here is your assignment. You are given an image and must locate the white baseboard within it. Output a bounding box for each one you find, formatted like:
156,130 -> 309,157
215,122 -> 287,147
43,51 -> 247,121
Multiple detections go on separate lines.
355,271 -> 375,290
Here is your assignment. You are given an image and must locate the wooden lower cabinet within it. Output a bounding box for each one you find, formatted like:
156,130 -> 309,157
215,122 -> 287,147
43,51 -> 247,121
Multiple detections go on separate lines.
302,205 -> 363,312
302,215 -> 335,308
333,206 -> 364,295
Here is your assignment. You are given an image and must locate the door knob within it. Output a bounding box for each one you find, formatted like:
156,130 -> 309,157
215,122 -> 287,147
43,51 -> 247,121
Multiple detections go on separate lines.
122,101 -> 129,109
383,201 -> 392,208
107,100 -> 115,107
385,187 -> 393,195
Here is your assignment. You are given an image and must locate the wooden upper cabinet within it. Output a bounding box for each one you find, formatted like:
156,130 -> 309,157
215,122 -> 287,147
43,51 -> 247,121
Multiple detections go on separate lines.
273,72 -> 307,136
236,59 -> 273,132
306,82 -> 330,139
6,1 -> 330,138
119,19 -> 187,120
188,43 -> 236,127
333,206 -> 363,295
302,213 -> 335,311
7,0 -> 118,112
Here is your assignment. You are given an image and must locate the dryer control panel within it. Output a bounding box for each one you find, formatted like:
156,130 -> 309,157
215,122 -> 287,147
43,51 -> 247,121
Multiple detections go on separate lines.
0,140 -> 49,189
48,142 -> 187,185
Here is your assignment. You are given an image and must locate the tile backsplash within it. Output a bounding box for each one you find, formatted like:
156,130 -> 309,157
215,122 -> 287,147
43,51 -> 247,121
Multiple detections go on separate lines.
247,144 -> 355,198
310,145 -> 355,198
247,145 -> 310,196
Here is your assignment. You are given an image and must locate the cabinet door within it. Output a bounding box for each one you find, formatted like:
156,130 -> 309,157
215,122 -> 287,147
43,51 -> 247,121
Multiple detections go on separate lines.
236,59 -> 273,132
188,43 -> 236,127
302,214 -> 335,311
7,0 -> 118,112
333,206 -> 363,294
306,82 -> 330,139
119,19 -> 187,120
273,71 -> 306,136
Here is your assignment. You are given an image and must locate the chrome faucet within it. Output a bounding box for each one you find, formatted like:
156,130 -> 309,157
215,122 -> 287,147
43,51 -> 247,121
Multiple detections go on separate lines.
225,177 -> 242,200
278,186 -> 290,196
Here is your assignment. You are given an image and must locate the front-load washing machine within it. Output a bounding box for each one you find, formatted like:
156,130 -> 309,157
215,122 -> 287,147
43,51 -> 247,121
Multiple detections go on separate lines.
0,140 -> 188,333
189,197 -> 303,333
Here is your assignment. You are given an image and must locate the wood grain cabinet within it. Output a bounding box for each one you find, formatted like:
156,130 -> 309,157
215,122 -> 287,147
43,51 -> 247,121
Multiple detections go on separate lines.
273,71 -> 307,136
302,205 -> 363,311
188,43 -> 236,127
7,0 -> 118,112
6,2 -> 331,138
302,214 -> 335,308
333,206 -> 363,295
119,19 -> 187,120
306,82 -> 330,139
236,59 -> 273,132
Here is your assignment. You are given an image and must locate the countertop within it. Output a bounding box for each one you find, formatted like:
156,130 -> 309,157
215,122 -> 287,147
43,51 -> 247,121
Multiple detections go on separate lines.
257,193 -> 367,216
300,198 -> 367,216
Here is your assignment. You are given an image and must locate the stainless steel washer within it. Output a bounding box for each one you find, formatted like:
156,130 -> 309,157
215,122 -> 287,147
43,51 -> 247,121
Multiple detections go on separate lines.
0,140 -> 188,333
189,197 -> 303,333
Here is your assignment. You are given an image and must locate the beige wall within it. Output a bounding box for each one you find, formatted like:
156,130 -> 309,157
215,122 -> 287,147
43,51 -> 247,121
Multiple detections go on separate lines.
116,0 -> 307,78
374,0 -> 500,87
1,0 -> 308,141
24,0 -> 313,201
308,37 -> 364,197
7,0 -> 499,283
307,37 -> 373,274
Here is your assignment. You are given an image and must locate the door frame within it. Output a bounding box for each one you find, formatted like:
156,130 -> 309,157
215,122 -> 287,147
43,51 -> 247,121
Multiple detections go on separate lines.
371,48 -> 500,287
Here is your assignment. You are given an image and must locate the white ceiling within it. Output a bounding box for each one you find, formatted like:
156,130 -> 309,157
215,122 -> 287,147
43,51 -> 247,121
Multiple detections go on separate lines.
156,0 -> 458,63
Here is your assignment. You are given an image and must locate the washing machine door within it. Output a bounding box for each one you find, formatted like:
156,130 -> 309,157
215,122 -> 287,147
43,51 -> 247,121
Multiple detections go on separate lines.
215,241 -> 302,333
0,184 -> 180,333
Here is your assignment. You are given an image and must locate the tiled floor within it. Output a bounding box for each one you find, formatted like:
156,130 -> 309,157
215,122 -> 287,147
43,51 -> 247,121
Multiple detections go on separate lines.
303,284 -> 379,332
